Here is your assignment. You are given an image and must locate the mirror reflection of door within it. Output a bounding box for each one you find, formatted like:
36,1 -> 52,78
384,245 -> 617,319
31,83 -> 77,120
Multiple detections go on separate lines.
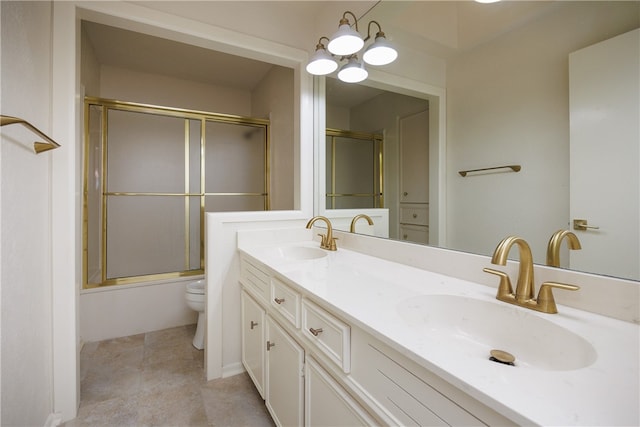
569,29 -> 639,280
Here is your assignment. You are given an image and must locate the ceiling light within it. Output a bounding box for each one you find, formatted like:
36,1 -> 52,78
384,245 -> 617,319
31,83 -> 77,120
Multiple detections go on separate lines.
362,22 -> 397,66
327,11 -> 364,56
307,11 -> 397,83
337,56 -> 368,83
475,0 -> 501,3
306,38 -> 338,75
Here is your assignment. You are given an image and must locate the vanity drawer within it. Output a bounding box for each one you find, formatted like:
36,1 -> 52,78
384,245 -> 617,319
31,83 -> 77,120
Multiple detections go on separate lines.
270,277 -> 301,328
400,224 -> 429,245
400,205 -> 429,226
302,298 -> 351,373
351,330 -> 497,427
241,258 -> 270,304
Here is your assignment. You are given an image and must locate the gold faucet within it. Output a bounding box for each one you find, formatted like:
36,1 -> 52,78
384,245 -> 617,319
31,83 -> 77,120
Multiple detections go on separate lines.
350,214 -> 374,233
306,216 -> 337,251
546,230 -> 581,267
483,236 -> 579,314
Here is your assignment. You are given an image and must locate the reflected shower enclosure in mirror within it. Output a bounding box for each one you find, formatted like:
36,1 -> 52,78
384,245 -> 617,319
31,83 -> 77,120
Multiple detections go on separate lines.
321,1 -> 639,281
325,129 -> 383,209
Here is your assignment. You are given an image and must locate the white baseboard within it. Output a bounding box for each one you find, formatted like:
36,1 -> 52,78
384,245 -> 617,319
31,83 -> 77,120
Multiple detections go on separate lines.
44,413 -> 63,427
222,362 -> 245,378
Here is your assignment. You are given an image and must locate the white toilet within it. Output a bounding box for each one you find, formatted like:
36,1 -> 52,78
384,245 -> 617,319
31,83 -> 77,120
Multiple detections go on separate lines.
185,279 -> 205,350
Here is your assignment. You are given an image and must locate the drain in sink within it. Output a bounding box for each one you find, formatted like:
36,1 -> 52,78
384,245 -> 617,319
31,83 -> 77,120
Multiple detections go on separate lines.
489,349 -> 515,366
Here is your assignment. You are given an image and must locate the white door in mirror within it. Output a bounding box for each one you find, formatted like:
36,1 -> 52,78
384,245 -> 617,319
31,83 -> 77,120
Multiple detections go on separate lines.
569,28 -> 639,280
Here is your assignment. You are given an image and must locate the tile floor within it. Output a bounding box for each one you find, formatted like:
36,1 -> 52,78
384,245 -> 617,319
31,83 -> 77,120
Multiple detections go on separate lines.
64,324 -> 274,426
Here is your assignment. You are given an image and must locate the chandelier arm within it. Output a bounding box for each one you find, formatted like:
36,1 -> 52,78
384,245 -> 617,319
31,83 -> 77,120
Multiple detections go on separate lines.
342,11 -> 359,32
365,20 -> 383,42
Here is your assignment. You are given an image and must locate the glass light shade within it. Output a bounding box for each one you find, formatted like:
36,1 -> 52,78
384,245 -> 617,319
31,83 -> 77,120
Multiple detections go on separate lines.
362,35 -> 398,66
337,57 -> 368,83
328,23 -> 364,56
306,48 -> 338,75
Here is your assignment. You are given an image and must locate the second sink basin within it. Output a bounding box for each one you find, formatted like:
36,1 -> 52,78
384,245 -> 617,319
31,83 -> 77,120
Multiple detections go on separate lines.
277,245 -> 328,261
397,294 -> 597,371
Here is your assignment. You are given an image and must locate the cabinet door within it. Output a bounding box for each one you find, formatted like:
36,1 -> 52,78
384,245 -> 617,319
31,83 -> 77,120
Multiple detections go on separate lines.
305,357 -> 375,427
400,110 -> 429,203
241,290 -> 265,399
266,315 -> 305,427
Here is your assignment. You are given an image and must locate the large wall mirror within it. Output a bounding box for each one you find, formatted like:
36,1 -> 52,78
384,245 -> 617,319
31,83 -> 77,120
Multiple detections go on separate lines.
320,1 -> 639,281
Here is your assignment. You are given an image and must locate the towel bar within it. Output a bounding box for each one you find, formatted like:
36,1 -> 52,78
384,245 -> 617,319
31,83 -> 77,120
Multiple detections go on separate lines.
1,115 -> 61,154
458,164 -> 521,177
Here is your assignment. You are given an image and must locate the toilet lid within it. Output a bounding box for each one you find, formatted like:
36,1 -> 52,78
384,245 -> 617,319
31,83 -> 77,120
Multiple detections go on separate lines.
186,279 -> 205,294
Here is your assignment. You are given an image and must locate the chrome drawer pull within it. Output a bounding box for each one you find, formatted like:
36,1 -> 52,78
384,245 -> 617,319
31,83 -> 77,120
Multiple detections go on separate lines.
309,327 -> 323,336
274,297 -> 285,304
250,321 -> 258,330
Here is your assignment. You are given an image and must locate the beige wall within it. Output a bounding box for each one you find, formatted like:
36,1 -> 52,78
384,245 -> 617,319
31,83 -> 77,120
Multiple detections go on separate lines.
446,1 -> 640,261
252,66 -> 295,210
0,2 -> 55,425
100,65 -> 252,115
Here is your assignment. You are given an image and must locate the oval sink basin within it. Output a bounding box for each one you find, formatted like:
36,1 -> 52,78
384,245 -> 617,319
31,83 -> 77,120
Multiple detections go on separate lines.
397,295 -> 597,371
277,246 -> 327,261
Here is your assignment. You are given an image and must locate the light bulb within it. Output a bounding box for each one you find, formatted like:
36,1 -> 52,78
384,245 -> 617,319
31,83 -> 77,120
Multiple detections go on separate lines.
363,34 -> 398,66
306,47 -> 338,75
328,23 -> 364,56
337,57 -> 368,83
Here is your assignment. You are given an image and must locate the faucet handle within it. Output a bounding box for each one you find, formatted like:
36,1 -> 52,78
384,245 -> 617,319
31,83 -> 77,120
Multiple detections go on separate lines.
483,268 -> 514,298
327,237 -> 338,251
317,233 -> 327,247
536,282 -> 580,314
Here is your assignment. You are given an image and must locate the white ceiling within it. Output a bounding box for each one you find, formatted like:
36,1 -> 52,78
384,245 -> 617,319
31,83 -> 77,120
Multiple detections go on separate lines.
82,1 -> 560,107
367,1 -> 557,58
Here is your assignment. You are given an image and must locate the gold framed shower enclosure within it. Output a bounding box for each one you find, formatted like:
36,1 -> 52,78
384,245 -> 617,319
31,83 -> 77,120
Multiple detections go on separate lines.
326,128 -> 384,209
83,97 -> 270,288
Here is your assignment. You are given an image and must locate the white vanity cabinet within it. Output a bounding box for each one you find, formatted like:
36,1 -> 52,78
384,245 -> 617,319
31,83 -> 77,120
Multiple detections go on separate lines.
301,298 -> 351,374
349,329 -> 511,426
240,256 -> 376,427
265,314 -> 305,427
305,356 -> 376,427
271,277 -> 301,328
241,290 -> 265,398
239,253 -> 511,427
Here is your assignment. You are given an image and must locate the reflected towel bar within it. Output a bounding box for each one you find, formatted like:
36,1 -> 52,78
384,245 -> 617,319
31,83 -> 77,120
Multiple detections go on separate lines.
1,115 -> 61,154
459,165 -> 521,177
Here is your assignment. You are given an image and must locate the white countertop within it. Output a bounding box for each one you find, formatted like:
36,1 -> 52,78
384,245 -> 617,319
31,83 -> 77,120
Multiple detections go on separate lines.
239,240 -> 640,426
